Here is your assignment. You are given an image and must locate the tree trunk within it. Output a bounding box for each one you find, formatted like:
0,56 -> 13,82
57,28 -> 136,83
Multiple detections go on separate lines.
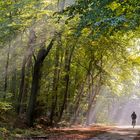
50,38 -> 61,125
17,57 -> 26,114
86,57 -> 103,125
18,59 -> 32,114
11,68 -> 17,100
17,29 -> 36,114
3,44 -> 10,99
58,0 -> 66,11
72,76 -> 88,124
59,46 -> 75,121
27,39 -> 54,127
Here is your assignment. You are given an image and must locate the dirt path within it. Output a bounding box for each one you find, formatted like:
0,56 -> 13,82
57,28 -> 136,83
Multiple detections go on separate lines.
15,125 -> 140,140
89,126 -> 140,140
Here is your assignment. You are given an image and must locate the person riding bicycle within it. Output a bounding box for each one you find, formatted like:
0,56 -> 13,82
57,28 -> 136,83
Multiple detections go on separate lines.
131,111 -> 137,128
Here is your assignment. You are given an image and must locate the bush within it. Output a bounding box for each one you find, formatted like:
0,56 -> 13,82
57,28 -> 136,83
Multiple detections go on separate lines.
0,101 -> 12,114
0,101 -> 12,122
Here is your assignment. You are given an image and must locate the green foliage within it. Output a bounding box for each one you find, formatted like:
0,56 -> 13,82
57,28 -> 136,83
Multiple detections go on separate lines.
0,101 -> 12,115
0,127 -> 10,140
0,0 -> 52,44
65,0 -> 140,37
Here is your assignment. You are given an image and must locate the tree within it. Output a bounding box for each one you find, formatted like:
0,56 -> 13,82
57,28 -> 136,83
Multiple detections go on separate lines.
27,39 -> 54,127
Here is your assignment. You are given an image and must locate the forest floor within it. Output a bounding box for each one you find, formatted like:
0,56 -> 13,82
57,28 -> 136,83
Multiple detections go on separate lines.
13,125 -> 140,140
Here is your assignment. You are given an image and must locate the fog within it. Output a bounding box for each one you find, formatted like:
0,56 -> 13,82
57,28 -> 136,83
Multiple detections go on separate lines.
88,81 -> 140,126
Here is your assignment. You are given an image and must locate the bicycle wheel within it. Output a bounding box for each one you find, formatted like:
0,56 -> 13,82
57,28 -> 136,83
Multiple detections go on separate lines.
132,120 -> 136,128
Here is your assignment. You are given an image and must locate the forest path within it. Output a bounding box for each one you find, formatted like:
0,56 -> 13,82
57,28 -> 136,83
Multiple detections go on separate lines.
89,126 -> 140,140
15,125 -> 140,140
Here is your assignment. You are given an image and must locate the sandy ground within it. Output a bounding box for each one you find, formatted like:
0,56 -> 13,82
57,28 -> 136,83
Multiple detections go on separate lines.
89,126 -> 140,140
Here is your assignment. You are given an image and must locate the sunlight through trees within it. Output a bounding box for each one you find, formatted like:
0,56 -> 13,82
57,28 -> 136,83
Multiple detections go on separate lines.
0,0 -> 140,138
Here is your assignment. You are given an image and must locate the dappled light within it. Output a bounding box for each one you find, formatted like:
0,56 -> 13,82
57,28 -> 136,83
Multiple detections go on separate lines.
0,0 -> 140,139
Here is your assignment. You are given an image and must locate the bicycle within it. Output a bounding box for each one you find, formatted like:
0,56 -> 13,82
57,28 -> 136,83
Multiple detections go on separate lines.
132,119 -> 136,128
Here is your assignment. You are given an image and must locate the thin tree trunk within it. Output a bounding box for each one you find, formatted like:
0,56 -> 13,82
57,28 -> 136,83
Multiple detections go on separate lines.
86,74 -> 92,125
50,39 -> 61,125
11,68 -> 17,100
72,76 -> 88,124
3,44 -> 10,99
17,57 -> 26,113
59,46 -> 75,121
58,0 -> 66,11
19,59 -> 32,114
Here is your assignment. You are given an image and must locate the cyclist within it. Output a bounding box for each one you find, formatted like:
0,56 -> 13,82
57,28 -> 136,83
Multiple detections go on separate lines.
131,111 -> 137,128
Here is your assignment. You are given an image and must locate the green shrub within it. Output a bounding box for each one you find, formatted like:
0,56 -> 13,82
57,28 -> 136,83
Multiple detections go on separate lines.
0,101 -> 12,115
